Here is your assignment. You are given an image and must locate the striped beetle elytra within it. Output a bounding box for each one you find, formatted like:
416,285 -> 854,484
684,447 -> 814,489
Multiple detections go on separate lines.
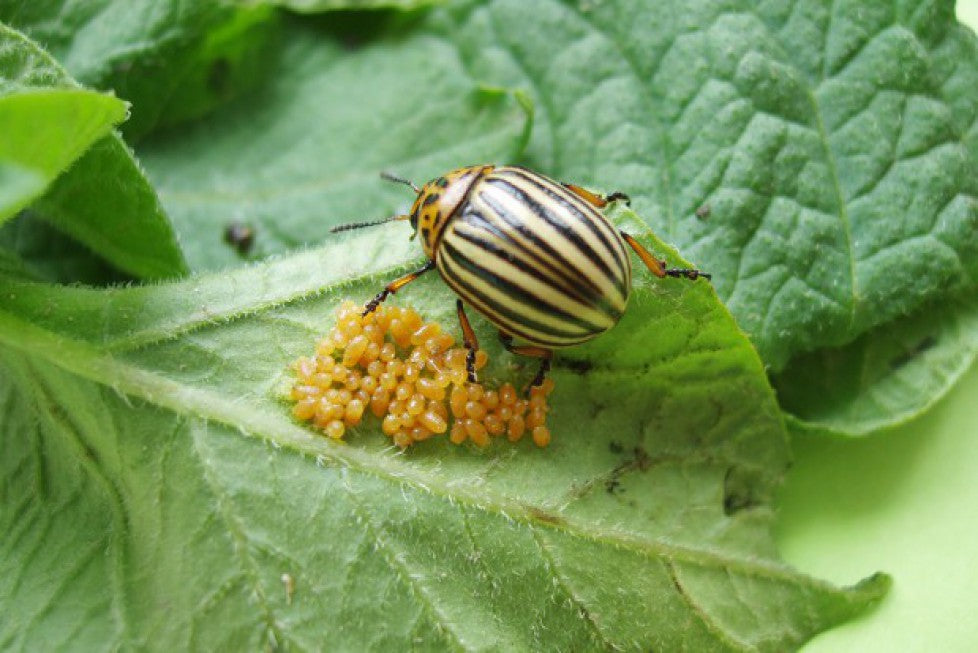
331,165 -> 710,390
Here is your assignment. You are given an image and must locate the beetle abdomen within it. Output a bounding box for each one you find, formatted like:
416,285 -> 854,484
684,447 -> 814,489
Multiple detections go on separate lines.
435,166 -> 631,348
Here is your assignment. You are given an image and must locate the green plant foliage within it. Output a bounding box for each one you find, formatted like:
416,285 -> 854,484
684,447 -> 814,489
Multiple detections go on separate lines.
0,211 -> 886,650
4,0 -> 978,647
0,162 -> 43,224
0,88 -> 127,222
0,210 -> 131,283
0,0 -> 275,140
0,24 -> 187,279
276,0 -> 443,11
139,20 -> 533,272
774,293 -> 978,436
133,0 -> 978,369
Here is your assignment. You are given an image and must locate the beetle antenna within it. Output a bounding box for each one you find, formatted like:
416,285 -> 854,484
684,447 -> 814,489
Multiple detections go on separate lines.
330,215 -> 408,233
380,171 -> 421,194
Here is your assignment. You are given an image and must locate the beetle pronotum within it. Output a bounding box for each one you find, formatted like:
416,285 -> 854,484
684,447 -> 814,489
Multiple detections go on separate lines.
331,165 -> 709,388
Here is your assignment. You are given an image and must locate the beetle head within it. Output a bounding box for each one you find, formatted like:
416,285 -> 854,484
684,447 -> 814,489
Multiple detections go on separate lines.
409,165 -> 493,258
330,166 -> 493,258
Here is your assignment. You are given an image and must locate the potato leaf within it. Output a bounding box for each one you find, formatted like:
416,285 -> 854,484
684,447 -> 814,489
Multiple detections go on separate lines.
0,87 -> 127,223
0,211 -> 886,650
0,23 -> 186,279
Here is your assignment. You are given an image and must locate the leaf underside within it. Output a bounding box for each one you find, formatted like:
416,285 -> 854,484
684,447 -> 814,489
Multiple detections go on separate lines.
775,292 -> 978,436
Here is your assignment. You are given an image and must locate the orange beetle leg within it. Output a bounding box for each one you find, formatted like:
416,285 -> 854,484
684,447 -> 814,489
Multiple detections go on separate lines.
363,260 -> 435,316
621,232 -> 711,281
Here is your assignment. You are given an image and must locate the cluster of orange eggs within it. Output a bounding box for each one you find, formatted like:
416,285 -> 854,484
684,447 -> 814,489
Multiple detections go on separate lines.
289,301 -> 554,448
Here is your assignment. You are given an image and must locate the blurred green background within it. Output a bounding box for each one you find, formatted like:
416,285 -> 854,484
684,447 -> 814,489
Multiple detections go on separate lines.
775,7 -> 978,649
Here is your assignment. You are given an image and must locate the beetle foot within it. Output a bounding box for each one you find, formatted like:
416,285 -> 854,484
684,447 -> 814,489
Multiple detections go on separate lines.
523,358 -> 552,397
465,347 -> 478,384
362,290 -> 391,316
663,266 -> 711,281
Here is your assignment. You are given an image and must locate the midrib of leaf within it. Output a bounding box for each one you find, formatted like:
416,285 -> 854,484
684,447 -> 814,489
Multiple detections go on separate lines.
809,89 -> 859,331
0,305 -> 838,593
103,246 -> 425,352
561,2 -> 680,237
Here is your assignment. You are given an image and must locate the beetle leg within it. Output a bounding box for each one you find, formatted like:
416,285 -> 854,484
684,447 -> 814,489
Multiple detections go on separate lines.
362,260 -> 436,316
498,331 -> 553,394
621,232 -> 711,281
455,299 -> 480,383
562,183 -> 631,208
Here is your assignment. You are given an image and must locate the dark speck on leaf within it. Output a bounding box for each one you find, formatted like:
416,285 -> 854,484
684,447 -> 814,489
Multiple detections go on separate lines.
208,58 -> 232,95
723,467 -> 759,516
724,491 -> 755,516
224,221 -> 255,255
695,203 -> 711,220
560,358 -> 593,375
632,445 -> 651,471
609,441 -> 623,455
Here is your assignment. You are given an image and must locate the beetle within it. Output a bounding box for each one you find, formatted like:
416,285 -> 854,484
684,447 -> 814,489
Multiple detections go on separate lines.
331,165 -> 709,388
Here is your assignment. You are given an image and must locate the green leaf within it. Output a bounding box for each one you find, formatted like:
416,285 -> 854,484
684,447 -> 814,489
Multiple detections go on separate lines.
0,23 -> 187,279
0,87 -> 128,222
773,2 -> 978,439
436,0 -> 978,370
0,0 -> 275,140
773,294 -> 978,437
0,161 -> 44,222
140,18 -> 534,271
0,211 -> 885,650
275,0 -> 443,11
0,211 -> 132,284
147,5 -> 281,134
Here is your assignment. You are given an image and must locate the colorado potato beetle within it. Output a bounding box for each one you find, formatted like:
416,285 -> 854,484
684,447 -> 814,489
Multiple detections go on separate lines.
331,165 -> 709,388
